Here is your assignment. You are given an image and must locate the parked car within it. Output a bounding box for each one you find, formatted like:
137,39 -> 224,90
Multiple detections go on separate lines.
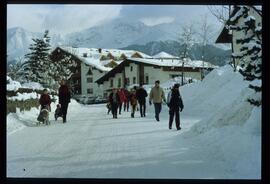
94,96 -> 107,104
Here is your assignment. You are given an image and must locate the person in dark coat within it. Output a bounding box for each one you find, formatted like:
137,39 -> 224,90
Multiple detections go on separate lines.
167,83 -> 184,130
109,88 -> 120,119
106,96 -> 111,114
39,88 -> 51,111
136,84 -> 148,117
58,80 -> 71,123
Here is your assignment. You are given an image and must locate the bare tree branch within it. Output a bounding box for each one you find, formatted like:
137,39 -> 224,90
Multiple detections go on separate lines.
207,5 -> 230,24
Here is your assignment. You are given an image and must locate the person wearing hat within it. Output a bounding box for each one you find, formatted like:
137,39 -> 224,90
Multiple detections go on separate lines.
149,80 -> 166,121
167,83 -> 184,130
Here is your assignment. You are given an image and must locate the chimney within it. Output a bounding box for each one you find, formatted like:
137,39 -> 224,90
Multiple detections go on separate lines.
98,48 -> 102,53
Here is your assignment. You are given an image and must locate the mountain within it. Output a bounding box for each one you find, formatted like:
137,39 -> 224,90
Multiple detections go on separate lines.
7,27 -> 41,61
7,27 -> 65,62
120,40 -> 231,66
7,20 -> 227,66
65,19 -> 181,48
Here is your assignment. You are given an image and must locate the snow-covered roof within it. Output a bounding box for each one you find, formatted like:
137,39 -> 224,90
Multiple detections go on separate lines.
59,46 -> 152,59
153,51 -> 179,59
57,46 -> 112,72
96,58 -> 218,84
129,58 -> 218,68
101,49 -> 152,59
56,46 -> 152,71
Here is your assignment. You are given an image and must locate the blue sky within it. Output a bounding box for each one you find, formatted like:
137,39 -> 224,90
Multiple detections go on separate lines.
7,4 -> 222,35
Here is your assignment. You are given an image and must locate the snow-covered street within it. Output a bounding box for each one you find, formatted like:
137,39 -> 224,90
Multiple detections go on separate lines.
7,65 -> 261,179
7,102 -> 217,178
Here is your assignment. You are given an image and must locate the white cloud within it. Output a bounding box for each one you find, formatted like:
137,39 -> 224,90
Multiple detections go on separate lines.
140,16 -> 174,26
7,4 -> 122,35
7,4 -> 223,35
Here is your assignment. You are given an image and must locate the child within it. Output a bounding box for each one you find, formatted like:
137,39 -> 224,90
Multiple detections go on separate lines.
54,104 -> 63,120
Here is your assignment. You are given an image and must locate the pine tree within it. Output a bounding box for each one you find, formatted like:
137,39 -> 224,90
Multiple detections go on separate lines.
50,54 -> 77,82
228,6 -> 262,106
20,30 -> 53,87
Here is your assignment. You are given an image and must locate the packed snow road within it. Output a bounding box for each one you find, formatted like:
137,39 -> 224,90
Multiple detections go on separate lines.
7,65 -> 261,179
7,102 -> 224,179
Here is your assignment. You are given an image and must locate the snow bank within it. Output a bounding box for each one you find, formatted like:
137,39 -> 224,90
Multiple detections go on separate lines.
7,99 -> 80,135
7,113 -> 26,135
21,82 -> 44,90
7,76 -> 44,91
178,64 -> 261,178
7,76 -> 22,91
180,65 -> 253,118
8,92 -> 40,101
7,107 -> 40,135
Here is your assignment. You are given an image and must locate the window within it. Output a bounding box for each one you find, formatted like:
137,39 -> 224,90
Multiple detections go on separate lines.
87,77 -> 93,83
145,75 -> 149,84
110,79 -> 113,87
133,77 -> 136,84
118,78 -> 121,87
87,68 -> 93,75
130,66 -> 133,72
87,88 -> 93,94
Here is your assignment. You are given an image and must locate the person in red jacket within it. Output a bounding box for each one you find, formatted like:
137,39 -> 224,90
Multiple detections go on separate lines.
123,88 -> 130,112
58,80 -> 71,123
39,88 -> 51,111
117,88 -> 126,115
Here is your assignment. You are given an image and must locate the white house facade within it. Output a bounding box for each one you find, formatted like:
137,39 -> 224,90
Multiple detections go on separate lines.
51,46 -> 153,98
96,58 -> 218,97
81,63 -> 109,97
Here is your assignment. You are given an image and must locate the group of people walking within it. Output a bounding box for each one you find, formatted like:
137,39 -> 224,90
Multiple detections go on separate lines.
107,80 -> 184,130
108,84 -> 148,119
39,79 -> 184,130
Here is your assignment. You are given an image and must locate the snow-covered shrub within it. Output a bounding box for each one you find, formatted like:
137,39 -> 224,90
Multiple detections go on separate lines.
228,6 -> 262,106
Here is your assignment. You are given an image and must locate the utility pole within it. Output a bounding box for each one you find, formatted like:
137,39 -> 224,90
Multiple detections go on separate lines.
201,55 -> 205,80
181,60 -> 184,85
